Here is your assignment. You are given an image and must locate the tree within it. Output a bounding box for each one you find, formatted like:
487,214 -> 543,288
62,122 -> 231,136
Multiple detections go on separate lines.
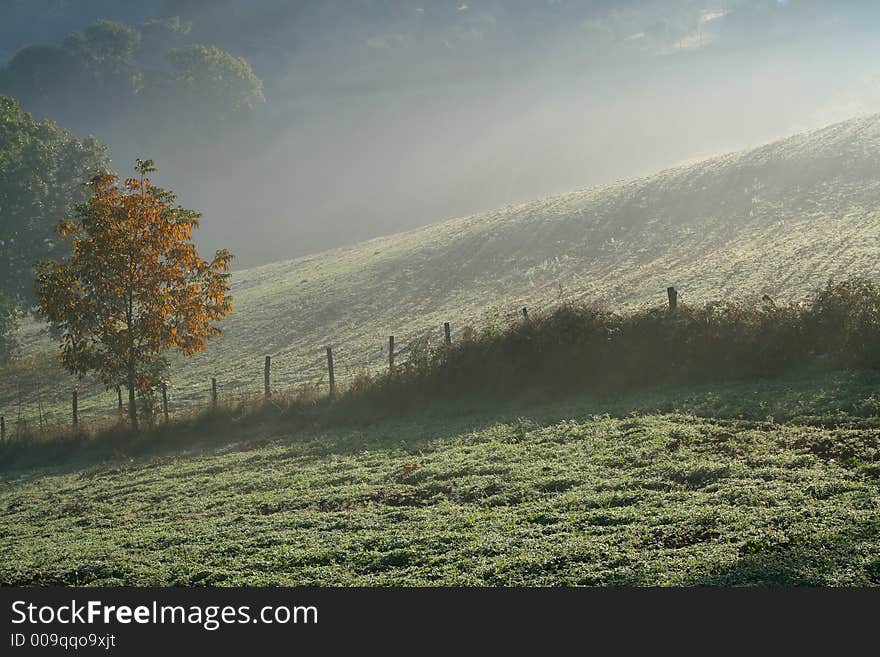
161,44 -> 265,123
36,160 -> 233,430
0,45 -> 85,119
0,21 -> 142,131
0,95 -> 108,304
62,20 -> 142,104
1,19 -> 266,141
139,16 -> 192,69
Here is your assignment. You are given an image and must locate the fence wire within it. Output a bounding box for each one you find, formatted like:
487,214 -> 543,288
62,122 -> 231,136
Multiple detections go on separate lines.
0,298 -> 571,439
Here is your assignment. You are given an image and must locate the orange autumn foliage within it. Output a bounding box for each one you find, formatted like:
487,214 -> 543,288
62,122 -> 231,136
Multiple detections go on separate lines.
37,159 -> 232,429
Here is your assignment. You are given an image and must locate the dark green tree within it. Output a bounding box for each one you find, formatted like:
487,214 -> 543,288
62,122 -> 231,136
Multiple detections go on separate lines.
160,44 -> 265,123
1,18 -> 265,140
0,95 -> 109,304
139,16 -> 192,68
62,20 -> 142,105
0,45 -> 85,120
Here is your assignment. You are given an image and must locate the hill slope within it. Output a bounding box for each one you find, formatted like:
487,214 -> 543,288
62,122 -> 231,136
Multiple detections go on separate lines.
7,113 -> 880,423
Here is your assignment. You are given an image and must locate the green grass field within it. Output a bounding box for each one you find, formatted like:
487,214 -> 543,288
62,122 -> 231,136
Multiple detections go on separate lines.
2,367 -> 879,586
5,112 -> 880,429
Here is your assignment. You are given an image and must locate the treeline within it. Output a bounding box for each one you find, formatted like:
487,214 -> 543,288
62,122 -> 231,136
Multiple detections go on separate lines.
0,16 -> 263,142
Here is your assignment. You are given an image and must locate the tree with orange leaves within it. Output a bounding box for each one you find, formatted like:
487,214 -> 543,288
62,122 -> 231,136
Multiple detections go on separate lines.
36,159 -> 232,430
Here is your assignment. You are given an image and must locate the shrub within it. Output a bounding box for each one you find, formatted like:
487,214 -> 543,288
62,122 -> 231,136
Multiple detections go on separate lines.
804,279 -> 880,367
381,278 -> 880,401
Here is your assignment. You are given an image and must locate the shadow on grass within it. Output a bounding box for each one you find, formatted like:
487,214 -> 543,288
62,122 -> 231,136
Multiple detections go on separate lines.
2,365 -> 880,479
688,521 -> 880,587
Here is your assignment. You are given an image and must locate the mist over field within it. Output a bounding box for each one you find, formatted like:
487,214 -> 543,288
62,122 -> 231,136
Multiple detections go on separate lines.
3,1 -> 880,266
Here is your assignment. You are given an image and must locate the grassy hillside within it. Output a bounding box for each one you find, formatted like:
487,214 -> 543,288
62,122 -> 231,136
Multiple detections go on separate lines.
5,112 -> 880,427
2,368 -> 879,586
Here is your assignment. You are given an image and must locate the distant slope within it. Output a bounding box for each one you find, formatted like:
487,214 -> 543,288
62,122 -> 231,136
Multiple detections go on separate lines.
8,113 -> 880,421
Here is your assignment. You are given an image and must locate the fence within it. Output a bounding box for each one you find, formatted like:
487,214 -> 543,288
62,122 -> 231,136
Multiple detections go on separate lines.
0,288 -> 681,440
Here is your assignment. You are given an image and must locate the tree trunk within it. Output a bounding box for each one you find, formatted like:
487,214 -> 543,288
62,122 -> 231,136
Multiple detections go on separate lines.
127,366 -> 139,431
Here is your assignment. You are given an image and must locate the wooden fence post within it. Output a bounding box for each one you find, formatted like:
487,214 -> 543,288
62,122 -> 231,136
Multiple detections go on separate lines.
388,336 -> 395,374
116,386 -> 123,413
667,286 -> 678,313
211,378 -> 218,409
522,307 -> 529,319
326,347 -> 336,399
264,355 -> 271,400
72,389 -> 78,428
161,382 -> 169,423
444,322 -> 451,346
1,416 -> 4,441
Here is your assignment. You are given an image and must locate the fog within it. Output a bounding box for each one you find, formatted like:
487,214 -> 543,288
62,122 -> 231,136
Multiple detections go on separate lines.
6,1 -> 880,268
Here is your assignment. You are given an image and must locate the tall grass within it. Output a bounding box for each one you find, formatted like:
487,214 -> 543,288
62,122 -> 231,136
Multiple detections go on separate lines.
370,278 -> 880,399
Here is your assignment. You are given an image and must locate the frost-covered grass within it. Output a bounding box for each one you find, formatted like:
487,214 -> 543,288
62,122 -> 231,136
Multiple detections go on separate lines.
1,368 -> 878,586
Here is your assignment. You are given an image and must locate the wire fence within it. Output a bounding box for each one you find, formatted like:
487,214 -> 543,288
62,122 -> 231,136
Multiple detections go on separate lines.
0,295 -> 575,441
